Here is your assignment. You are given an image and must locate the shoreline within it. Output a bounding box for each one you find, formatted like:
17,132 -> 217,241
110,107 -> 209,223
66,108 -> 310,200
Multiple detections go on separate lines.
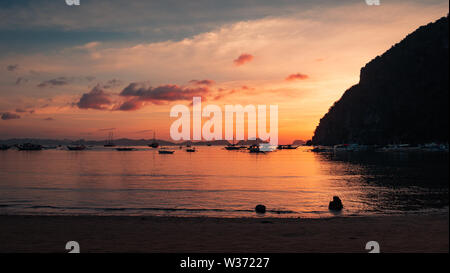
0,213 -> 448,253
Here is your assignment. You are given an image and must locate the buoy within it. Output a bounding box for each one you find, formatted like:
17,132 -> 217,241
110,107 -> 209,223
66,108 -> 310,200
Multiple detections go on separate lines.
255,204 -> 266,213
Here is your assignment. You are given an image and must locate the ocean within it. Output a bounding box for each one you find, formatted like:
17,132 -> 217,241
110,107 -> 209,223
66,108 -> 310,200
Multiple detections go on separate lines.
0,146 -> 448,218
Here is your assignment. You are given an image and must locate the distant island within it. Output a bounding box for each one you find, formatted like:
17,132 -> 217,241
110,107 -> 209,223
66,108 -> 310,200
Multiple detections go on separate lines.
312,15 -> 449,146
292,139 -> 306,146
0,138 -> 303,147
0,138 -> 225,146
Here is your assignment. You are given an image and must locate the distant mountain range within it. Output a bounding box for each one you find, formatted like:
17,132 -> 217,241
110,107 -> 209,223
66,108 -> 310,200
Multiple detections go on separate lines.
312,15 -> 449,146
0,138 -> 225,146
0,138 -> 305,146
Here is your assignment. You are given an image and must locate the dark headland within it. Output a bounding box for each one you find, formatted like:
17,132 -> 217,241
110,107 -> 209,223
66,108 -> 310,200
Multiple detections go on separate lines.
313,15 -> 449,146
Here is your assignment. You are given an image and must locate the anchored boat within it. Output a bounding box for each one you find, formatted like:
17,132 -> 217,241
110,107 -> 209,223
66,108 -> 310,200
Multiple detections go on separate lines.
67,144 -> 86,151
149,132 -> 159,148
16,143 -> 43,151
116,147 -> 135,151
158,149 -> 174,154
104,131 -> 116,147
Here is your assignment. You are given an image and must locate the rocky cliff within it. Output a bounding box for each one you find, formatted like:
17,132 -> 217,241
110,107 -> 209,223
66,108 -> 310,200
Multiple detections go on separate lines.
312,15 -> 449,145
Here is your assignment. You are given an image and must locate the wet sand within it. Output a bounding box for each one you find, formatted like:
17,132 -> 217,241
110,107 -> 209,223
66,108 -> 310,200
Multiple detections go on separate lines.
0,214 -> 448,253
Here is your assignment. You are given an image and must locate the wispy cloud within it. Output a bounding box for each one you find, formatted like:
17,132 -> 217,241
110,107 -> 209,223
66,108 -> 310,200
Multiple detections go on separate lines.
37,77 -> 72,88
103,79 -> 123,89
189,79 -> 215,86
6,64 -> 18,71
15,77 -> 28,85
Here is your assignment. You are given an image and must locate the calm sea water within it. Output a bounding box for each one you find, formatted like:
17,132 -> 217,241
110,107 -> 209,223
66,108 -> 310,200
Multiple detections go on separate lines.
0,146 -> 448,218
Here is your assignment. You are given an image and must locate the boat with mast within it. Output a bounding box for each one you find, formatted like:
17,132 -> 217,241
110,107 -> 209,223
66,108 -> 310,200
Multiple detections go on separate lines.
148,131 -> 159,148
104,131 -> 116,147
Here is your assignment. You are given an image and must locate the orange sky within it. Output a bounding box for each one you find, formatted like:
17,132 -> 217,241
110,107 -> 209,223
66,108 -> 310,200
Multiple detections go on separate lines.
0,0 -> 448,143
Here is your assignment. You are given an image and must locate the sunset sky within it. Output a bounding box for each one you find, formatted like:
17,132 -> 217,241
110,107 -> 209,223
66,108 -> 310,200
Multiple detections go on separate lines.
0,0 -> 448,143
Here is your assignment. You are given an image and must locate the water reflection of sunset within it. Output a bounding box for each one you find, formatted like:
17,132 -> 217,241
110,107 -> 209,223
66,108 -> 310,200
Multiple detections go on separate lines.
0,147 -> 447,218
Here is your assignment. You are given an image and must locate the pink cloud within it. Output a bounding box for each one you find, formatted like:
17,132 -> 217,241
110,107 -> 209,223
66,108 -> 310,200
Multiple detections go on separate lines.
285,73 -> 309,81
76,85 -> 112,110
114,82 -> 212,111
233,53 -> 254,66
120,83 -> 210,102
116,99 -> 144,111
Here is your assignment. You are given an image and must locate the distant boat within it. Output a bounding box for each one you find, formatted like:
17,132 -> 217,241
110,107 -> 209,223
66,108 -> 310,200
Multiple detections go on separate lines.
43,146 -> 58,150
186,147 -> 196,152
0,144 -> 10,150
104,132 -> 116,147
16,143 -> 43,151
67,145 -> 86,151
249,144 -> 265,153
225,139 -> 242,150
277,145 -> 298,150
116,147 -> 134,151
158,149 -> 174,154
149,132 -> 159,148
225,144 -> 240,150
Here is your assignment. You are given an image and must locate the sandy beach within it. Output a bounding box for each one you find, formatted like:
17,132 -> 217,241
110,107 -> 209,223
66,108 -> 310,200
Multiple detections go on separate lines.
0,214 -> 447,253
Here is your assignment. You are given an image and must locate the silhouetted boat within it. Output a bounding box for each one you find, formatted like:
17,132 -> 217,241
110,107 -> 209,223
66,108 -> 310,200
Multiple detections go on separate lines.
67,145 -> 86,151
225,144 -> 240,150
16,143 -> 43,151
104,131 -> 116,147
0,144 -> 10,150
277,145 -> 298,150
116,147 -> 134,151
158,149 -> 174,154
186,147 -> 196,152
249,144 -> 265,153
225,139 -> 242,150
149,132 -> 159,148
